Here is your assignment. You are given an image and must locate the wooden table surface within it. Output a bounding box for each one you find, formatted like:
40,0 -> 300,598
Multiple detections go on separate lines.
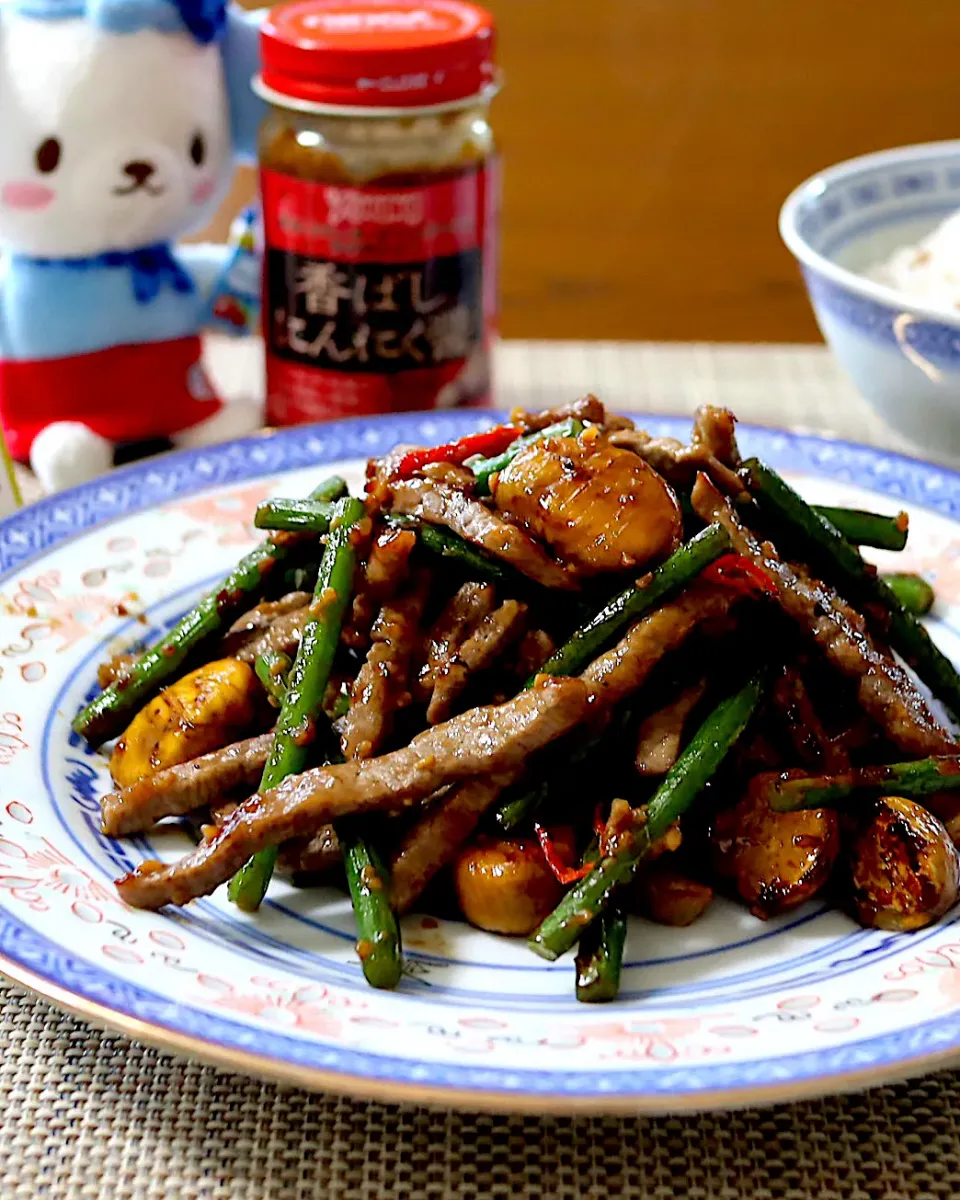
206,1 -> 960,343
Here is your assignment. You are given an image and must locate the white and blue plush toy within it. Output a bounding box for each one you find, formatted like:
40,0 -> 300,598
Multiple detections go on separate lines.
0,0 -> 265,491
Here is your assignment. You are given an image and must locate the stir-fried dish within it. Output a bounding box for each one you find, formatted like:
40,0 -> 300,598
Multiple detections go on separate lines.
74,400 -> 960,1001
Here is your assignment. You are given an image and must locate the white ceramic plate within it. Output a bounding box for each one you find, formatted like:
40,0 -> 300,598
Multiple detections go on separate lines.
4,411 -> 960,1114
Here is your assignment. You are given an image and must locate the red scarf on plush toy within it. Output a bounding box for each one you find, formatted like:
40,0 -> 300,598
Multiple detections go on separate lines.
1,336 -> 219,461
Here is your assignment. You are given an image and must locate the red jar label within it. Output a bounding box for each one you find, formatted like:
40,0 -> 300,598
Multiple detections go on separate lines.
261,163 -> 497,425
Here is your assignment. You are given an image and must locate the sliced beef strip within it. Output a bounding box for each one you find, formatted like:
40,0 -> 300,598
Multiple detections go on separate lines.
514,628 -> 556,679
389,772 -> 517,914
579,582 -> 736,715
115,676 -> 589,910
771,665 -> 850,772
365,444 -> 417,491
98,591 -> 311,692
416,582 -> 496,703
691,472 -> 957,757
208,799 -> 239,828
219,592 -> 311,657
101,732 -> 272,837
229,590 -> 311,632
610,406 -> 745,496
341,574 -> 429,760
364,528 -> 416,592
278,823 -> 342,877
324,567 -> 430,883
691,405 -> 742,467
510,394 -> 607,433
233,608 -> 310,665
387,477 -> 578,591
427,599 -> 528,724
345,527 -> 416,647
419,461 -> 479,489
388,580 -> 729,911
483,587 -> 734,820
635,679 -> 708,775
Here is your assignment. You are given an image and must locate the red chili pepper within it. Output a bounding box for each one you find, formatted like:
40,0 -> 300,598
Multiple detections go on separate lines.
390,425 -> 521,479
593,804 -> 607,840
534,822 -> 592,885
701,553 -> 777,597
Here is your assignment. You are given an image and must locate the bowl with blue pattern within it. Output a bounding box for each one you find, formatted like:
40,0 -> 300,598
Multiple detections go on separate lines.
780,140 -> 960,456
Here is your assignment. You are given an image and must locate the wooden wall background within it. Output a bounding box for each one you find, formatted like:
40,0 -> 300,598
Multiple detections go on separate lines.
208,0 -> 959,342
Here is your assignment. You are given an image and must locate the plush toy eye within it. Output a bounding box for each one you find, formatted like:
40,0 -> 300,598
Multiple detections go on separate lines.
189,133 -> 206,167
35,137 -> 61,174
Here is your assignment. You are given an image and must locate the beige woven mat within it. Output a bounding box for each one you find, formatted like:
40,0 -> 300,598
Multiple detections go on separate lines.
5,340 -> 954,1198
206,335 -> 909,447
9,337 -> 915,505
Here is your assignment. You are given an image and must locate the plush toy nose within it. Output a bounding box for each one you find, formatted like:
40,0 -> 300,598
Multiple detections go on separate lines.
123,161 -> 156,186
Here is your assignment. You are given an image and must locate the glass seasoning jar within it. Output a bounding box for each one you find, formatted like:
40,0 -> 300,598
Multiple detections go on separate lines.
255,0 -> 499,426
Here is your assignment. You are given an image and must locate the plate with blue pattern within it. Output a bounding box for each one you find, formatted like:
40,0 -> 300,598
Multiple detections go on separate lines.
4,410 -> 960,1113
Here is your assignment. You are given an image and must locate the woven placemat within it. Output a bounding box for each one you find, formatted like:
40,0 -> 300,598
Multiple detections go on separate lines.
2,987 -> 958,1199
5,340 -> 954,1198
9,337 -> 915,505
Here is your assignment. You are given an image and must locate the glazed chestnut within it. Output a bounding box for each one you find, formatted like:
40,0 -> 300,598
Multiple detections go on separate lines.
633,864 -> 714,927
731,794 -> 840,918
493,435 -> 681,574
109,658 -> 258,789
453,833 -> 572,936
849,795 -> 960,932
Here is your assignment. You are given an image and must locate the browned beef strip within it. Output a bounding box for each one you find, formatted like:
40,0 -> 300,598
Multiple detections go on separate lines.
97,652 -> 136,690
387,477 -> 578,591
341,576 -> 428,759
115,676 -> 589,910
515,628 -> 556,679
510,394 -> 607,433
278,823 -> 341,876
771,665 -> 849,772
230,590 -> 311,633
209,799 -> 239,827
389,773 -> 517,913
580,582 -> 736,714
232,608 -> 310,665
345,527 -> 416,647
101,733 -> 273,837
322,567 -> 429,892
416,582 -> 496,703
691,405 -> 742,467
419,461 -> 479,489
691,473 -> 957,757
427,599 -> 528,724
610,406 -> 745,496
389,582 -> 727,911
365,528 -> 415,592
203,754 -> 344,884
635,679 -> 707,775
219,592 -> 311,657
365,444 -> 417,495
391,587 -> 725,909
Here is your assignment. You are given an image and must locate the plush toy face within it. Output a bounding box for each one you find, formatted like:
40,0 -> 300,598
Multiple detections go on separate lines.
0,13 -> 232,257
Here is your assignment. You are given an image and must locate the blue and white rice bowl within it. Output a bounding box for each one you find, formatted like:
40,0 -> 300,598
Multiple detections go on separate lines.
780,140 -> 960,458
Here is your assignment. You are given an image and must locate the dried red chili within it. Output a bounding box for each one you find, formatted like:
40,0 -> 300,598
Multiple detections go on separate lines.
701,553 -> 777,597
534,822 -> 591,885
